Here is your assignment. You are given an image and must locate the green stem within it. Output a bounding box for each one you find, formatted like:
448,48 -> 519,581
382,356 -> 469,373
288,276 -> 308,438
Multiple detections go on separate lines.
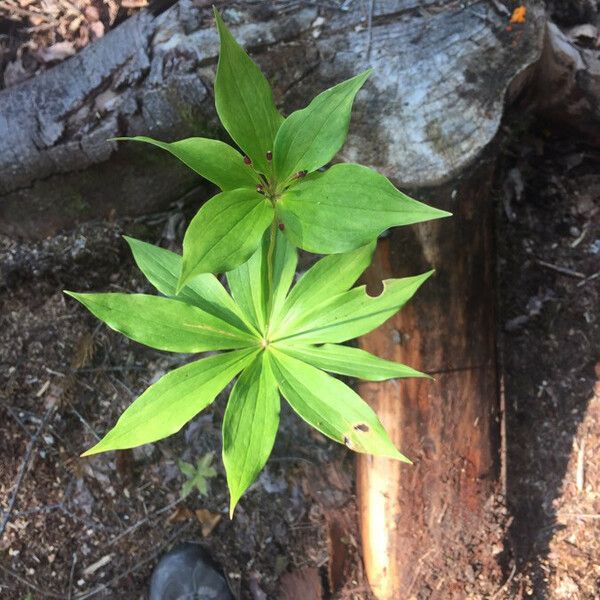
265,218 -> 278,334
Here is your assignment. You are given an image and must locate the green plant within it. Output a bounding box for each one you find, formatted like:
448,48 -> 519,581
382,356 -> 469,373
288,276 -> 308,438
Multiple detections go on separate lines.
178,453 -> 218,499
65,9 -> 450,516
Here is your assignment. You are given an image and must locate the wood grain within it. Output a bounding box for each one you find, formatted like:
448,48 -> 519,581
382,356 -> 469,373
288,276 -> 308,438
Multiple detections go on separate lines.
357,161 -> 500,599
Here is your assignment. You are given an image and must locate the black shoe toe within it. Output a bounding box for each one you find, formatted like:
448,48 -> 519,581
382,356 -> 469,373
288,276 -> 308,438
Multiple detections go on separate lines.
149,543 -> 233,600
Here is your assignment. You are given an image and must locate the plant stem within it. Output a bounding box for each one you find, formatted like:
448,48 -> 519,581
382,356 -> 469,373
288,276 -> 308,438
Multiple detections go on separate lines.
265,218 -> 278,332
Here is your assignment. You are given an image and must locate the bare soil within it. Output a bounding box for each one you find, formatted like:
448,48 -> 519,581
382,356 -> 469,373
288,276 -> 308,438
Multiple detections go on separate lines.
494,121 -> 600,599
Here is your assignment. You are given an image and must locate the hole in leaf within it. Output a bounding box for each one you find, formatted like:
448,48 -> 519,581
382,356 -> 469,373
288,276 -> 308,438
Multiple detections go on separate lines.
353,423 -> 369,432
365,279 -> 384,298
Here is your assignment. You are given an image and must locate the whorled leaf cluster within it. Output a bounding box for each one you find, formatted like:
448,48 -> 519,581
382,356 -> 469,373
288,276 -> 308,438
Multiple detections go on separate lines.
66,9 -> 450,515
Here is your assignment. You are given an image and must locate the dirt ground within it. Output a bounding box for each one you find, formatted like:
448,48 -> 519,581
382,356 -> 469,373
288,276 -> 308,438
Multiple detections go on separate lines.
1,2 -> 600,600
495,120 -> 600,599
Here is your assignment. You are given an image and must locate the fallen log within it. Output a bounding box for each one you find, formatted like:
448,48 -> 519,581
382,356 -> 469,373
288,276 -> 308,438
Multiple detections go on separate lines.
357,160 -> 502,598
0,0 -> 546,238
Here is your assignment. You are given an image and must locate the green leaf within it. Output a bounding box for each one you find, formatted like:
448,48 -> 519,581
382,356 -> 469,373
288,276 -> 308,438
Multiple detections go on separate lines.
222,352 -> 280,516
180,188 -> 274,286
273,70 -> 371,183
226,229 -> 297,333
113,137 -> 259,191
274,242 -> 374,332
214,9 -> 283,174
81,348 -> 258,455
65,292 -> 256,352
278,343 -> 430,381
179,454 -> 218,498
271,349 -> 409,461
178,460 -> 196,478
277,163 -> 452,254
273,271 -> 433,344
180,478 -> 196,499
124,236 -> 258,336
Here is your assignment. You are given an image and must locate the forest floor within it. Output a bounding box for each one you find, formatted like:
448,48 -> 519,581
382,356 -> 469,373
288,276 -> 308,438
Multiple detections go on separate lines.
1,1 -> 600,599
0,117 -> 598,600
0,212 -> 372,600
495,120 -> 600,599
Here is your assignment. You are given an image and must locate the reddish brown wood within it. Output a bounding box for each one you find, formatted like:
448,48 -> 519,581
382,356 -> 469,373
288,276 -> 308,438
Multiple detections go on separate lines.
357,162 -> 501,598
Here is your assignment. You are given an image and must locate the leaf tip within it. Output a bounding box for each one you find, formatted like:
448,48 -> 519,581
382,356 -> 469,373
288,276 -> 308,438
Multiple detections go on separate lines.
175,276 -> 187,295
361,67 -> 374,79
176,262 -> 191,294
80,444 -> 101,458
398,453 -> 413,465
228,496 -> 240,520
213,5 -> 225,30
107,136 -> 133,143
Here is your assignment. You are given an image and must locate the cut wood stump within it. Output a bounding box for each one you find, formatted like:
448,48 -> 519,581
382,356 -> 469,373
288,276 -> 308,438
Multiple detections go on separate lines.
0,1 -> 546,238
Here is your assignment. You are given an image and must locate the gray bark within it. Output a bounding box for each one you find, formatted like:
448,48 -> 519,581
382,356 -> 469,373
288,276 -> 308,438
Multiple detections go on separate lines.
0,0 -> 547,237
533,22 -> 600,140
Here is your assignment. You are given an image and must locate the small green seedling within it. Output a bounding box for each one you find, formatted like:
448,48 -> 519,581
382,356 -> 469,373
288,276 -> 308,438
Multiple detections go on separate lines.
66,9 -> 450,516
178,453 -> 218,499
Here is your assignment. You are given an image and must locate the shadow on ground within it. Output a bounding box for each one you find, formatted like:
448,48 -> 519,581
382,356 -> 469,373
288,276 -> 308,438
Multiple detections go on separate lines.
497,121 -> 600,598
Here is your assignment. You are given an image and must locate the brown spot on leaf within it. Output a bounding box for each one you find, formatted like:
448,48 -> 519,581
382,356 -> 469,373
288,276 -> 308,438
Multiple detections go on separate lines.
354,423 -> 370,432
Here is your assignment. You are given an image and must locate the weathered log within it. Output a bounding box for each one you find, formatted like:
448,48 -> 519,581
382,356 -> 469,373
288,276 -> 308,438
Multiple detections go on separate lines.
357,160 -> 501,598
0,0 -> 546,238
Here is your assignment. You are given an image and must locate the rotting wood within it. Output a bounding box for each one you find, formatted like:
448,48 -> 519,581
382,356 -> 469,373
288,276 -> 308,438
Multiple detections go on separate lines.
357,160 -> 502,599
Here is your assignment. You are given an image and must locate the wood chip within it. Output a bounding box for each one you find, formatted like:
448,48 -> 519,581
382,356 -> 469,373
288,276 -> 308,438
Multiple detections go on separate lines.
82,553 -> 112,576
194,509 -> 221,538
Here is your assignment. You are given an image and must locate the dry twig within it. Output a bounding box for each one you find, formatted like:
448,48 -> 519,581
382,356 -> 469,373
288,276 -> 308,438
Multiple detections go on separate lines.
537,259 -> 586,279
0,403 -> 55,538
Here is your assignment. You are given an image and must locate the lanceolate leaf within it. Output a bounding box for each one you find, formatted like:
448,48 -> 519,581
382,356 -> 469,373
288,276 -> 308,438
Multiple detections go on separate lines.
226,235 -> 267,332
124,236 -> 258,336
65,292 -> 256,352
273,271 -> 433,344
271,349 -> 409,461
278,344 -> 430,381
81,349 -> 258,456
214,9 -> 283,174
180,189 -> 274,287
227,230 -> 297,332
273,70 -> 371,183
113,137 -> 259,191
275,242 -> 374,331
277,163 -> 452,254
222,352 -> 280,516
268,231 -> 298,325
